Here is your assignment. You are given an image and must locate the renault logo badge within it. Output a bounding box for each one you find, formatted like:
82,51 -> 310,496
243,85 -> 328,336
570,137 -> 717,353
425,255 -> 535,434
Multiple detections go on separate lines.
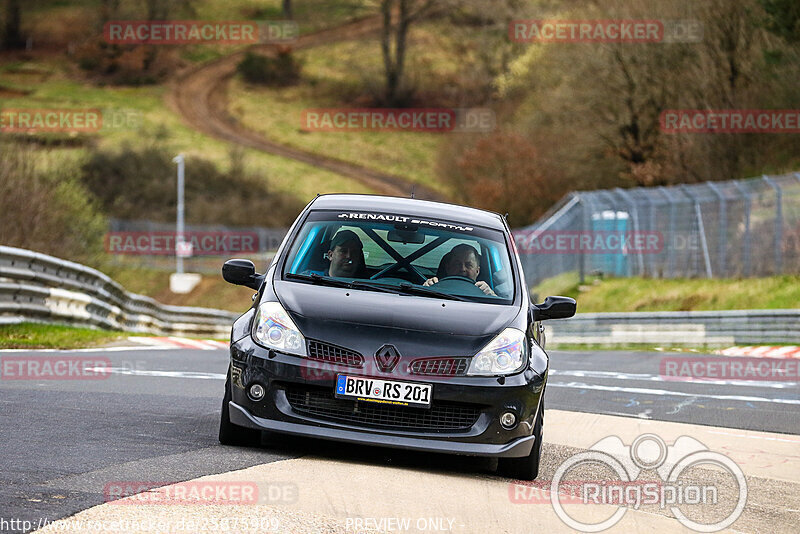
375,344 -> 401,372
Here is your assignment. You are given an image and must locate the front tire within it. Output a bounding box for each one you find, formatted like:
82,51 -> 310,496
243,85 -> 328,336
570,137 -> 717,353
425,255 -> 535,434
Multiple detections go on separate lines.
218,368 -> 262,446
498,401 -> 544,480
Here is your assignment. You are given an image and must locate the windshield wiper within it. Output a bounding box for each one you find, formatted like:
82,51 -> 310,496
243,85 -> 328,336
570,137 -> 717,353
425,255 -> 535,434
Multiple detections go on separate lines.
396,283 -> 467,301
286,272 -> 353,288
285,273 -> 397,294
286,273 -> 466,300
349,280 -> 403,294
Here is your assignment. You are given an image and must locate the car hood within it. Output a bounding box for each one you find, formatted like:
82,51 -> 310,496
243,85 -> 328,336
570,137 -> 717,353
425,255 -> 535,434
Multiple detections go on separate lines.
273,280 -> 520,357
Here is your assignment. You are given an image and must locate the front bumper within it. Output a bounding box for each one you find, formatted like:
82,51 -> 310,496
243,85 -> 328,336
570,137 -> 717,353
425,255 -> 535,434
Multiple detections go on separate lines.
227,335 -> 547,458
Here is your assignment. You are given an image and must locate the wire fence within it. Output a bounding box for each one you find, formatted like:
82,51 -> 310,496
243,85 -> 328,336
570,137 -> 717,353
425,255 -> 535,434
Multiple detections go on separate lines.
107,172 -> 800,285
514,172 -> 800,289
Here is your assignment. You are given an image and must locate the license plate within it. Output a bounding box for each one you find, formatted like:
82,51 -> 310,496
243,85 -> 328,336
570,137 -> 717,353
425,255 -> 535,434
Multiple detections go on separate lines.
335,375 -> 432,408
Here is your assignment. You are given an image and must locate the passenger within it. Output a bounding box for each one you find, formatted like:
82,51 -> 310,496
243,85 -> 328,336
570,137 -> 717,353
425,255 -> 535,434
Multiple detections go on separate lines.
423,244 -> 496,296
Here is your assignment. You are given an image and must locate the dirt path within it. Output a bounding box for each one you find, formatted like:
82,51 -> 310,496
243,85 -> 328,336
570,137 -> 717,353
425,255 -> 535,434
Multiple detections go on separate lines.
166,16 -> 446,201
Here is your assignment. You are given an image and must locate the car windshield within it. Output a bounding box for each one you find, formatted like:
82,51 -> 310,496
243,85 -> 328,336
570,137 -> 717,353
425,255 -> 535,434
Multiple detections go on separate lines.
282,210 -> 515,304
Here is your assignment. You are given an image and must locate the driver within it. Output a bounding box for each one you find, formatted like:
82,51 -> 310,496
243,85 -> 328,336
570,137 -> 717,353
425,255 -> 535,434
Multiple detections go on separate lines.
423,244 -> 496,296
326,230 -> 366,277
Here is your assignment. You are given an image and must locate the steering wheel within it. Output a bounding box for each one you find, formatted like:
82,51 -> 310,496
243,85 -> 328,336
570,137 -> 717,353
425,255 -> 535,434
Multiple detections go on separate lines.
371,265 -> 427,284
436,275 -> 479,284
432,275 -> 489,297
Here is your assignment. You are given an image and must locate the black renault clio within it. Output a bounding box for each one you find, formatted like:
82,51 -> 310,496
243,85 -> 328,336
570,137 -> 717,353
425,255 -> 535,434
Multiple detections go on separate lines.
218,194 -> 575,480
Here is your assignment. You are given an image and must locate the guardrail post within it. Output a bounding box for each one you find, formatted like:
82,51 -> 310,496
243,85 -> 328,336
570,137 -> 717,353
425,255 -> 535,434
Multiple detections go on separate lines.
613,189 -> 646,276
706,182 -> 727,277
680,185 -> 713,278
658,186 -> 677,278
172,154 -> 186,274
578,194 -> 586,284
641,191 -> 658,278
598,192 -> 624,275
762,175 -> 783,274
732,180 -> 752,277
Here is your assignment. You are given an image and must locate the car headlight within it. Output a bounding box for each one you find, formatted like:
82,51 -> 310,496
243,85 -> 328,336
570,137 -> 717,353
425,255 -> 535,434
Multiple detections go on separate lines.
467,327 -> 527,376
253,301 -> 307,356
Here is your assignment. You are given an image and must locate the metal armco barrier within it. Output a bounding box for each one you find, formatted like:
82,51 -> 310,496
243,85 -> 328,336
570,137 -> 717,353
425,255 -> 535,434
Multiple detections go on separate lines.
0,246 -> 238,337
2,246 -> 795,346
545,309 -> 800,347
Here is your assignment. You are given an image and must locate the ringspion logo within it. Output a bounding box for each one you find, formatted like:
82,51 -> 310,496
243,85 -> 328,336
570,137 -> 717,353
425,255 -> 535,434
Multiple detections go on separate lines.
544,434 -> 747,532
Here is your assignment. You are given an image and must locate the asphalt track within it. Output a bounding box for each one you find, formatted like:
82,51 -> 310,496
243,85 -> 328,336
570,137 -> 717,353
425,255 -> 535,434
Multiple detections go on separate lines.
1,344 -> 798,533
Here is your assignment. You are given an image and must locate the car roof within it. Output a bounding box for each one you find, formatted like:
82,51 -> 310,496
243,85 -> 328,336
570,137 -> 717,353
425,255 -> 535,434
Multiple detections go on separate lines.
308,194 -> 507,230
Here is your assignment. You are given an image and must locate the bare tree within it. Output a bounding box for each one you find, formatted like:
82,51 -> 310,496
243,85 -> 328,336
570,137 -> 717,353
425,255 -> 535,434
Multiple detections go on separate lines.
377,0 -> 437,105
2,0 -> 23,49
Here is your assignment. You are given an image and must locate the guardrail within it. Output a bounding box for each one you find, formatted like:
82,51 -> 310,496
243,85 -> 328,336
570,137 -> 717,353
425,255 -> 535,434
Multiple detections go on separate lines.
2,246 -> 796,346
0,246 -> 239,337
545,309 -> 800,347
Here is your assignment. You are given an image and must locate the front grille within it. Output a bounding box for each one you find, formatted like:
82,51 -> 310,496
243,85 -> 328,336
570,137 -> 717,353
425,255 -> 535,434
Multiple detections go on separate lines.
285,385 -> 480,432
409,357 -> 469,376
307,340 -> 364,367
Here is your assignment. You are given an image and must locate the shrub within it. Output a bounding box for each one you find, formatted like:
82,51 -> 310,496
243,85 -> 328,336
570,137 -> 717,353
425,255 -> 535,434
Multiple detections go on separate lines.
437,132 -> 570,227
74,38 -> 180,85
237,49 -> 301,86
79,144 -> 304,227
0,142 -> 107,262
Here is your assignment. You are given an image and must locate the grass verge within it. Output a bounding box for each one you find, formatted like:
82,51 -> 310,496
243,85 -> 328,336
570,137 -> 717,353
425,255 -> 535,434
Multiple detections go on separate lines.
103,266 -> 256,313
0,323 -> 135,350
532,272 -> 800,312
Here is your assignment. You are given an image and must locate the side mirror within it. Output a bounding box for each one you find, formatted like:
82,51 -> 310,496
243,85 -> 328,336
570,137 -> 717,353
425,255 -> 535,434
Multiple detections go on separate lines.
222,259 -> 263,290
532,295 -> 576,321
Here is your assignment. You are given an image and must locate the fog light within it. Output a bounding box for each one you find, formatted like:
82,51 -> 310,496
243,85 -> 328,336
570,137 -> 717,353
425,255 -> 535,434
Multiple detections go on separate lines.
248,383 -> 265,401
500,411 -> 517,429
